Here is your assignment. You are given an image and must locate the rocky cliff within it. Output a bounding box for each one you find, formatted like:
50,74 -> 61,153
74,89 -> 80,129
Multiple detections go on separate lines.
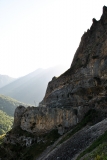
1,6 -> 107,160
13,6 -> 107,135
40,6 -> 107,114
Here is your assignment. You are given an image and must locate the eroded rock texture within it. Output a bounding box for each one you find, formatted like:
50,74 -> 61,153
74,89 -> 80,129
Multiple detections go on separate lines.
40,6 -> 107,116
13,6 -> 107,135
14,106 -> 77,135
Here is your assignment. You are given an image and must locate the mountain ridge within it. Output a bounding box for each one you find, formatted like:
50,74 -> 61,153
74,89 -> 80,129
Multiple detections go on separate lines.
0,94 -> 28,116
0,74 -> 15,88
0,66 -> 67,104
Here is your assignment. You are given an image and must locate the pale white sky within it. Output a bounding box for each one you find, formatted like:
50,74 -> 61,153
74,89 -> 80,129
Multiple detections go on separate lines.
0,0 -> 107,78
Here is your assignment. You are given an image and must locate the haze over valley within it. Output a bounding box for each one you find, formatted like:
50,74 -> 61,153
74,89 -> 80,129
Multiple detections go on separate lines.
0,65 -> 67,105
0,75 -> 15,88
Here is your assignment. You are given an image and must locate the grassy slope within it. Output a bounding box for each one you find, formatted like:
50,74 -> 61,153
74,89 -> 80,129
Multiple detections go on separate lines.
0,110 -> 13,135
0,95 -> 28,135
0,94 -> 27,116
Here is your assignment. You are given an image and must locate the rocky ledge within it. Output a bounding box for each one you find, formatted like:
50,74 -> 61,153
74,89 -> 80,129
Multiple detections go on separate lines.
13,105 -> 77,135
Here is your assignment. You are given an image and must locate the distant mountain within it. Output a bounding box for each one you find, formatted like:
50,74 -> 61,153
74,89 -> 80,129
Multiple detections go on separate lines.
0,95 -> 28,135
0,95 -> 27,116
0,66 -> 67,105
0,75 -> 15,88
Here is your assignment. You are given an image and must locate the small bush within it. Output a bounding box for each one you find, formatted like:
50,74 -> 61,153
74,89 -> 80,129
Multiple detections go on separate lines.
95,155 -> 101,160
0,134 -> 5,144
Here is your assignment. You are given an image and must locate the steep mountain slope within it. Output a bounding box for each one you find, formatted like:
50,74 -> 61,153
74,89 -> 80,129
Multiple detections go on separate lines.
0,74 -> 15,88
40,118 -> 107,160
0,66 -> 67,105
0,95 -> 27,116
0,95 -> 27,135
40,6 -> 107,119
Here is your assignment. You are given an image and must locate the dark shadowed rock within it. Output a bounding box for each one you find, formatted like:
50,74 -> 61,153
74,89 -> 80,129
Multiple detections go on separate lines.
13,105 -> 26,127
40,6 -> 107,122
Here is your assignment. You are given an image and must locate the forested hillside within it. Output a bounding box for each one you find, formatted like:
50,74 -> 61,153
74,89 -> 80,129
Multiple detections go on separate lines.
0,95 -> 28,135
0,110 -> 13,135
0,95 -> 27,116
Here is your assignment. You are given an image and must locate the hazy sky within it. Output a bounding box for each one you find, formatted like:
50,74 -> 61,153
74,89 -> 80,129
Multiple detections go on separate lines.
0,0 -> 107,78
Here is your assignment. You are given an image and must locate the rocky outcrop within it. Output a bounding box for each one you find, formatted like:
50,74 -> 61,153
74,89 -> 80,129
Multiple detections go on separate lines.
13,106 -> 77,135
13,105 -> 26,127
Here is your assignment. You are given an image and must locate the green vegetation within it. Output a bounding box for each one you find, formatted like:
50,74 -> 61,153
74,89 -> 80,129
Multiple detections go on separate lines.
76,131 -> 107,160
58,109 -> 100,145
80,142 -> 107,160
0,94 -> 26,116
0,134 -> 5,144
0,110 -> 13,135
0,94 -> 26,136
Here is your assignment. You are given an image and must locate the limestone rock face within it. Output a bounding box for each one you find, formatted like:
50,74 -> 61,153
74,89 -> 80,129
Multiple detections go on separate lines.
40,6 -> 107,116
14,106 -> 77,135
